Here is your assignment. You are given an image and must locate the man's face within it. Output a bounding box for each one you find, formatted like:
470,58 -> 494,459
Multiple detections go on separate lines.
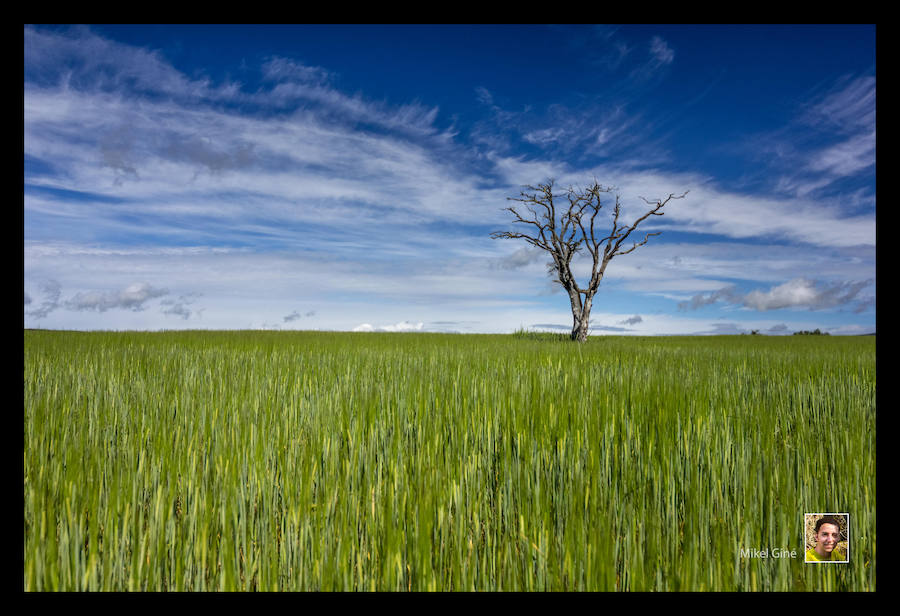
815,523 -> 840,554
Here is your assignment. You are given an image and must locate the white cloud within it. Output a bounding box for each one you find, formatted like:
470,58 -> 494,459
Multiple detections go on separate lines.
625,35 -> 676,83
24,25 -> 241,104
261,57 -> 333,85
65,282 -> 169,313
802,75 -> 875,133
807,130 -> 875,177
750,73 -> 876,200
353,320 -> 424,332
24,280 -> 61,319
604,170 -> 875,248
742,279 -> 819,311
649,36 -> 674,65
24,79 -> 503,243
742,278 -> 871,312
680,278 -> 873,312
495,246 -> 547,270
485,166 -> 875,250
160,293 -> 202,320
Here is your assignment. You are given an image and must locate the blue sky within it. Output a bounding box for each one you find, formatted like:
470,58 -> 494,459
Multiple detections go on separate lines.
24,24 -> 876,335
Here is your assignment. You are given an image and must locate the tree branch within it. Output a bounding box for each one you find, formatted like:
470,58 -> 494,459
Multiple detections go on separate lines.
492,181 -> 687,301
489,229 -> 551,251
609,191 -> 689,256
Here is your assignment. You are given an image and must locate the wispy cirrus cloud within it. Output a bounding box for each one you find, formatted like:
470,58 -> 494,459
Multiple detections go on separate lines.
801,75 -> 876,183
484,164 -> 875,251
627,35 -> 676,85
24,27 -> 509,263
599,169 -> 875,248
744,74 -> 875,200
261,56 -> 333,86
649,36 -> 675,66
24,25 -> 242,103
801,74 -> 875,133
806,130 -> 875,177
472,85 -> 655,167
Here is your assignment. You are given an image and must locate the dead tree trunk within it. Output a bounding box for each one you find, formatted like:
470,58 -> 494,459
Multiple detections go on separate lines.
491,180 -> 687,342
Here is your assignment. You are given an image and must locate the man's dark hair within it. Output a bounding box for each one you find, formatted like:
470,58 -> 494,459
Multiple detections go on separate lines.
815,515 -> 844,536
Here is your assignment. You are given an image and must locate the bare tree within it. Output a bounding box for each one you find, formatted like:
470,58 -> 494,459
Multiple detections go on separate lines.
491,179 -> 688,342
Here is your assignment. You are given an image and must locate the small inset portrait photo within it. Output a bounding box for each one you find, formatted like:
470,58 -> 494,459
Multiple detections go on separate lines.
804,513 -> 849,563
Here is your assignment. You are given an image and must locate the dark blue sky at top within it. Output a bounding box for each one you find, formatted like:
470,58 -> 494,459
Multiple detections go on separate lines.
78,24 -> 875,100
62,24 -> 875,189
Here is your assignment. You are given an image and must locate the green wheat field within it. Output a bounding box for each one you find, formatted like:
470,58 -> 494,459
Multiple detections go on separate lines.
23,329 -> 876,591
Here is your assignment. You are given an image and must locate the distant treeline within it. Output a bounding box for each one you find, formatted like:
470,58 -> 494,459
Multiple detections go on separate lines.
744,328 -> 831,336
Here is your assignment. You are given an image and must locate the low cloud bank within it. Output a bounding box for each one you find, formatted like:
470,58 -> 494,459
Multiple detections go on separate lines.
24,280 -> 61,319
353,320 -> 424,332
65,282 -> 169,312
24,281 -> 207,321
160,293 -> 202,320
679,278 -> 872,312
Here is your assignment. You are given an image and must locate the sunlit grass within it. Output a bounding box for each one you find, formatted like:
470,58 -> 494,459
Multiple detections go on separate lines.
24,330 -> 876,591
